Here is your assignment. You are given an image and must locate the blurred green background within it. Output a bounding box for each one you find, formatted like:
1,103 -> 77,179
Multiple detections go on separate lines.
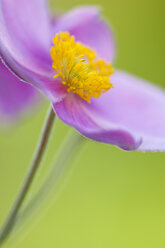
0,0 -> 165,247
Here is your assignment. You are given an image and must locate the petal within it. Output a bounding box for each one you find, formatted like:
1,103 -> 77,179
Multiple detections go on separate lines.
53,94 -> 142,151
0,0 -> 66,103
53,6 -> 116,62
0,0 -> 52,75
0,59 -> 40,121
53,70 -> 165,151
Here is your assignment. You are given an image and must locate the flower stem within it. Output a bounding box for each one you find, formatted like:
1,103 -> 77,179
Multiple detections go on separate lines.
0,106 -> 56,246
5,132 -> 84,247
18,132 -> 84,227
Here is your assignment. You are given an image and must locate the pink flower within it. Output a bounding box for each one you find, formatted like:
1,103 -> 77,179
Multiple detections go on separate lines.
0,0 -> 165,151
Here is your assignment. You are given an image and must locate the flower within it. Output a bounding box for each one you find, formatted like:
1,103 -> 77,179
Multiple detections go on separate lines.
0,0 -> 165,151
0,59 -> 39,123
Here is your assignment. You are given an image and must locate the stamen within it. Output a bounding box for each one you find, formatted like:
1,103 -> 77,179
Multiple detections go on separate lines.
50,32 -> 114,103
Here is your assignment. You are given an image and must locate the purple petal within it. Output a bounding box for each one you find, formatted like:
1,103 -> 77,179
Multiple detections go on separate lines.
0,59 -> 39,121
53,6 -> 115,62
0,0 -> 72,103
53,95 -> 141,151
0,0 -> 52,76
53,70 -> 165,151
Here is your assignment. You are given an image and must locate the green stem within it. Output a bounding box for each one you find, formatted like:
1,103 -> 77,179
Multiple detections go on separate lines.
19,132 -> 84,223
11,132 -> 83,237
4,132 -> 84,247
0,106 -> 56,246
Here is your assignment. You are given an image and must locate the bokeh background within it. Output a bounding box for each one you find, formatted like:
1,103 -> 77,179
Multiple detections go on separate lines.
0,0 -> 165,247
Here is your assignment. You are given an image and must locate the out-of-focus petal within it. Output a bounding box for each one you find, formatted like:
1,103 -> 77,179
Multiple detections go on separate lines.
53,70 -> 165,151
0,60 -> 39,121
0,0 -> 52,76
53,6 -> 115,62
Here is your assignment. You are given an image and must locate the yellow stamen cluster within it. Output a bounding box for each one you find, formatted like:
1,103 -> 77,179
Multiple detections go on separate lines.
50,32 -> 114,103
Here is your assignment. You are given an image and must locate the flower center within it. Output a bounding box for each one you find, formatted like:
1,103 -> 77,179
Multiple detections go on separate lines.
50,32 -> 114,103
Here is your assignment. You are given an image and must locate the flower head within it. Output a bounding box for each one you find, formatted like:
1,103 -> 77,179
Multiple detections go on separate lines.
51,32 -> 114,102
0,0 -> 165,151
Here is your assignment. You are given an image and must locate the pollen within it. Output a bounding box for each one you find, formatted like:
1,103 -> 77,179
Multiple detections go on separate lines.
50,32 -> 114,103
